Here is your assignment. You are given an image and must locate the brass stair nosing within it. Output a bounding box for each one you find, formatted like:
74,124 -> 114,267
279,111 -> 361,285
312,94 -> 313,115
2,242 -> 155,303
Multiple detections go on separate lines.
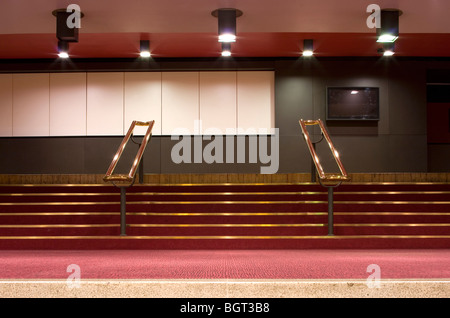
0,235 -> 450,240
1,200 -> 450,206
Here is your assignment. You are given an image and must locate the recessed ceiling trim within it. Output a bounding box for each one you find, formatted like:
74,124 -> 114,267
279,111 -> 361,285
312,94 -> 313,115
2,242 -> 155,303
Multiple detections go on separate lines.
211,8 -> 243,18
51,8 -> 85,18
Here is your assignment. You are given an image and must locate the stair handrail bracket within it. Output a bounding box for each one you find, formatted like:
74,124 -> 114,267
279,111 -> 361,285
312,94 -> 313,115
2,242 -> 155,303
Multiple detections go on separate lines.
299,118 -> 350,236
103,120 -> 155,236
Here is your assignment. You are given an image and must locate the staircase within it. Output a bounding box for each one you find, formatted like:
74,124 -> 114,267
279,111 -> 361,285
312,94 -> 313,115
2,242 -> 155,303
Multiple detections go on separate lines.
0,182 -> 449,249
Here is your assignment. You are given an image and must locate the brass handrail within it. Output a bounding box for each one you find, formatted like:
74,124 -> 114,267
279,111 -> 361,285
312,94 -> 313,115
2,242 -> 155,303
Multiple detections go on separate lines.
299,119 -> 350,183
299,119 -> 350,236
103,120 -> 155,184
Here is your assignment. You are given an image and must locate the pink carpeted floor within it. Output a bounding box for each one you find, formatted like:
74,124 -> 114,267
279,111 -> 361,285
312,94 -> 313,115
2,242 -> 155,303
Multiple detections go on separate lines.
0,249 -> 449,280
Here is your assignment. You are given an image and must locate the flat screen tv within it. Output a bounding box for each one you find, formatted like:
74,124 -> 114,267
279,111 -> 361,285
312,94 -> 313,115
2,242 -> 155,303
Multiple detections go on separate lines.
326,87 -> 380,120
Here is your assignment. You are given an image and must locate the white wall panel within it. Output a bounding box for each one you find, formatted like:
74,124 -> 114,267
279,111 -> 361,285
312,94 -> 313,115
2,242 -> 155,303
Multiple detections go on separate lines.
0,71 -> 275,137
12,73 -> 50,136
237,71 -> 275,133
161,72 -> 199,135
199,71 -> 236,134
124,72 -> 162,136
49,73 -> 87,136
87,72 -> 124,136
0,74 -> 13,136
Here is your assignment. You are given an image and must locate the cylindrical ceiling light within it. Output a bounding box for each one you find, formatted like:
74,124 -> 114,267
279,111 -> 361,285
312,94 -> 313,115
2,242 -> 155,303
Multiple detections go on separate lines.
53,8 -> 84,59
302,39 -> 314,56
57,40 -> 69,58
140,40 -> 151,57
52,7 -> 84,42
376,9 -> 402,43
212,8 -> 243,43
221,42 -> 232,57
380,42 -> 395,56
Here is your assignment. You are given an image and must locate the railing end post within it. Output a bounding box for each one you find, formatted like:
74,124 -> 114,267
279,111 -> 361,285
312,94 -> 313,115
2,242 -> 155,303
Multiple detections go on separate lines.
120,186 -> 127,236
327,187 -> 334,236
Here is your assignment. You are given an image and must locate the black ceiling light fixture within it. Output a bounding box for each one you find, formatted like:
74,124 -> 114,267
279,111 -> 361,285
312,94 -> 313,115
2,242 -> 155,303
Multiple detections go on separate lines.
140,40 -> 151,58
52,7 -> 84,58
376,9 -> 402,43
212,8 -> 243,57
302,39 -> 314,57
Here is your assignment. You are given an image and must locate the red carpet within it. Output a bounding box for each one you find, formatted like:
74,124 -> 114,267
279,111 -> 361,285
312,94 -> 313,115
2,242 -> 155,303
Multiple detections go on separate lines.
0,249 -> 449,279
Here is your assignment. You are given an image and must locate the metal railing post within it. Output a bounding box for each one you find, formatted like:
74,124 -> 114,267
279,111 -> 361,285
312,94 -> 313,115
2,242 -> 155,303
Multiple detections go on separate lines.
138,157 -> 144,184
120,186 -> 127,236
327,187 -> 334,236
311,143 -> 317,183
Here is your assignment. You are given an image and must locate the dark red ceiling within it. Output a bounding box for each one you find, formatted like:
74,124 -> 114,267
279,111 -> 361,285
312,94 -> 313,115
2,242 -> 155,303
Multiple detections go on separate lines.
2,32 -> 450,59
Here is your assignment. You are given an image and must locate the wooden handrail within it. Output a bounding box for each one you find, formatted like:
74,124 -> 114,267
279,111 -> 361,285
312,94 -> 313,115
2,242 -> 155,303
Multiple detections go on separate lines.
103,120 -> 155,184
299,119 -> 350,183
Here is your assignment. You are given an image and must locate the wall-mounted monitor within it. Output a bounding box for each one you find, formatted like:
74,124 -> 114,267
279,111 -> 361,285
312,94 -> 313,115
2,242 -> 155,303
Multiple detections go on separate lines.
326,87 -> 380,120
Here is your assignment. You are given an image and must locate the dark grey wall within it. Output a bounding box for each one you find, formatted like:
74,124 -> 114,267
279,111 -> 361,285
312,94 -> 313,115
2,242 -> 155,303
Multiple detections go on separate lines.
275,58 -> 428,173
1,57 -> 449,174
0,136 -> 277,174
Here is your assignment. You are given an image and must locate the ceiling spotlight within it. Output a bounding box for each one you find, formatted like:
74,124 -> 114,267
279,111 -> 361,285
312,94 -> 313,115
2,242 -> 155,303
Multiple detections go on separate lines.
58,52 -> 69,59
212,8 -> 243,43
376,9 -> 402,43
377,34 -> 397,43
140,40 -> 151,57
302,39 -> 314,56
53,8 -> 84,59
57,40 -> 69,58
219,34 -> 236,43
377,49 -> 395,57
379,42 -> 395,56
221,43 -> 232,57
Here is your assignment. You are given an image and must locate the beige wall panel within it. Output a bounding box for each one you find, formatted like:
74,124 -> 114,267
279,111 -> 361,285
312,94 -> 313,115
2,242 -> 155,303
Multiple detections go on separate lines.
49,73 -> 87,136
87,72 -> 124,136
161,72 -> 199,135
0,74 -> 13,136
237,71 -> 275,133
199,71 -> 237,134
124,72 -> 162,136
12,73 -> 50,136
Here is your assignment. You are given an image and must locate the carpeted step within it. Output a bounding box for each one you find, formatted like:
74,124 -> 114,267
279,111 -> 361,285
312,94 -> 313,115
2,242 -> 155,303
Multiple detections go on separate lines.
0,182 -> 449,249
1,236 -> 449,250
